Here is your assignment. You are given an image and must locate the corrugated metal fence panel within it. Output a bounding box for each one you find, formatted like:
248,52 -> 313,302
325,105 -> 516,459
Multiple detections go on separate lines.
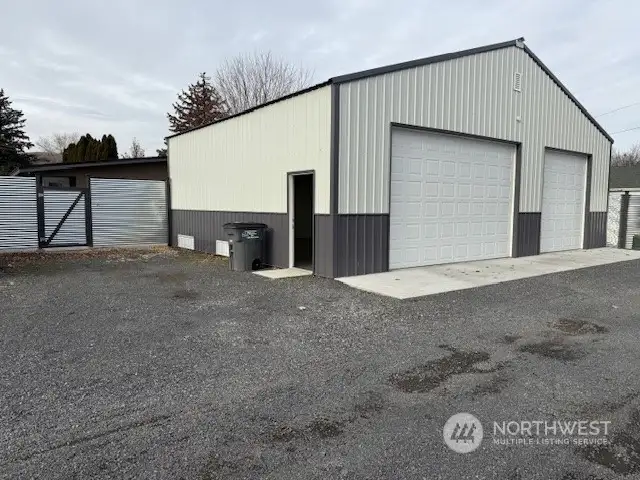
43,190 -> 86,246
338,46 -> 611,214
0,176 -> 38,250
91,178 -> 167,247
607,192 -> 621,247
626,193 -> 640,249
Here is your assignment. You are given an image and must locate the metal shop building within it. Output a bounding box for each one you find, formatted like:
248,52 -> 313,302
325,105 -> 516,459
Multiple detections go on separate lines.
167,38 -> 613,278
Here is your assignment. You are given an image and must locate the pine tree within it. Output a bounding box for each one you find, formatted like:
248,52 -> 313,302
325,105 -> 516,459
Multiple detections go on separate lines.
106,134 -> 118,159
0,89 -> 33,173
167,72 -> 228,134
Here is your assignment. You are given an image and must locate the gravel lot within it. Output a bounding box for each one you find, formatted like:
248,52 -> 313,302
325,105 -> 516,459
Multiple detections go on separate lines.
1,248 -> 640,479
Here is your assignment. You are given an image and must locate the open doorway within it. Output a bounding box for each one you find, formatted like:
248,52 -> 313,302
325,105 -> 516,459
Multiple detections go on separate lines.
288,172 -> 314,271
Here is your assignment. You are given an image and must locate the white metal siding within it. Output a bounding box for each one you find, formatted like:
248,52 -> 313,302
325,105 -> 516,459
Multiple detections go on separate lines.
540,150 -> 587,252
626,193 -> 640,249
338,46 -> 611,214
0,177 -> 37,250
91,178 -> 167,246
168,86 -> 332,214
389,129 -> 515,268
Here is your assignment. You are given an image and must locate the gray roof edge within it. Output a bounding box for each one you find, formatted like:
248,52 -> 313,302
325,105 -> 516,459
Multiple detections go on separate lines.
521,45 -> 613,144
166,38 -> 613,145
16,156 -> 167,174
166,81 -> 332,140
329,38 -> 522,84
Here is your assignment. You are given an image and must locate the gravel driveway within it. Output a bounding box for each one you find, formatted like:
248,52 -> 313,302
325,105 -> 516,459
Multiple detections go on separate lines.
1,248 -> 640,479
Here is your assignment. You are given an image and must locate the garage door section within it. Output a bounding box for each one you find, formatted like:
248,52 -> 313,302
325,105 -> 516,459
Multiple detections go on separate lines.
389,129 -> 515,269
540,150 -> 587,253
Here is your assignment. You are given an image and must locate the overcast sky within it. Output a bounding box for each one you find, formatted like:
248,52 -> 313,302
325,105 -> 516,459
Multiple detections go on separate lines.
1,0 -> 638,154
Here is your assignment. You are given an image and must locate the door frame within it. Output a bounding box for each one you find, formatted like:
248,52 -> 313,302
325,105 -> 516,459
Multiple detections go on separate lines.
287,170 -> 315,270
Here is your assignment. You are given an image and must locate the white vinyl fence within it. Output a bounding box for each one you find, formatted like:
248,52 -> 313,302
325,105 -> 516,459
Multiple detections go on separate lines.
0,176 -> 38,250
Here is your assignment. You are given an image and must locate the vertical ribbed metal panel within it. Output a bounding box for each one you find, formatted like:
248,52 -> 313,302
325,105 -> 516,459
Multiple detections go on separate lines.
626,194 -> 640,248
91,178 -> 167,247
314,214 -> 334,278
43,190 -> 86,246
0,176 -> 37,250
338,46 -> 611,214
171,209 -> 288,268
607,192 -> 621,247
334,214 -> 389,277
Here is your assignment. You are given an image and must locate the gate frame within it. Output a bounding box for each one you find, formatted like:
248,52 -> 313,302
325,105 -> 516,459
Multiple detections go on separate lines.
36,179 -> 92,248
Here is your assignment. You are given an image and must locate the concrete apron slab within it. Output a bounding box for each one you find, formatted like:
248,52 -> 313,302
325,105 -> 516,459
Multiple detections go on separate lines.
337,248 -> 640,299
254,267 -> 313,279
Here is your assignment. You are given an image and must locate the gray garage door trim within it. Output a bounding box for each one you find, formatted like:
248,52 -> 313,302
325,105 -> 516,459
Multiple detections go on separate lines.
389,126 -> 518,269
540,149 -> 589,253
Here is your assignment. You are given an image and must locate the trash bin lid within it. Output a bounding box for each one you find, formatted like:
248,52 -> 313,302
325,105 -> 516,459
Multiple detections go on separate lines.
223,222 -> 268,229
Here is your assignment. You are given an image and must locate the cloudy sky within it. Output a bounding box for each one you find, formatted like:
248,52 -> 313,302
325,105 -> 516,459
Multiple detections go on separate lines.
1,0 -> 639,154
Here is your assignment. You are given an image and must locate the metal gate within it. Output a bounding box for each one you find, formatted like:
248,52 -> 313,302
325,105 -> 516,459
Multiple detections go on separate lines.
37,186 -> 91,248
90,178 -> 167,247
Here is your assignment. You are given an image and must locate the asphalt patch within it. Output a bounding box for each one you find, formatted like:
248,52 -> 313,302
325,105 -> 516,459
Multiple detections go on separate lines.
553,318 -> 609,335
518,338 -> 584,361
271,417 -> 344,443
389,346 -> 494,393
173,289 -> 200,300
470,374 -> 511,397
580,410 -> 640,475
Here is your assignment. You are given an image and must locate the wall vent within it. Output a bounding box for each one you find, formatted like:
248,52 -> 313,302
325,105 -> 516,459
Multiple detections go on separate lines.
216,240 -> 230,257
177,234 -> 195,250
513,72 -> 522,92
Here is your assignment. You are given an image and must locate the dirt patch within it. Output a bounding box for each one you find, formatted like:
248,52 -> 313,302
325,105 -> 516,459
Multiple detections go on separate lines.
560,474 -> 605,480
307,418 -> 344,438
354,391 -> 384,419
200,454 -> 260,480
553,318 -> 609,335
470,375 -> 511,397
518,338 -> 584,361
173,289 -> 200,300
389,346 -> 495,393
148,271 -> 188,283
271,417 -> 344,443
502,334 -> 522,345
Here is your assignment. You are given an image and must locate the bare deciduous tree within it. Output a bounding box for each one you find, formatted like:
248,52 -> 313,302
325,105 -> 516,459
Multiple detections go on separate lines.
611,144 -> 640,166
36,132 -> 80,156
122,137 -> 145,158
214,52 -> 314,114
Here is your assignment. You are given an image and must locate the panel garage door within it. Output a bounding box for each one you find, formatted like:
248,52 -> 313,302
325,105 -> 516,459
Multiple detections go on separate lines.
540,150 -> 587,253
389,129 -> 515,269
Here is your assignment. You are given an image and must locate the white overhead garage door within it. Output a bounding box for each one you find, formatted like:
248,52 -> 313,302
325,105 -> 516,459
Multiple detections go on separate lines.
389,129 -> 515,269
540,150 -> 587,253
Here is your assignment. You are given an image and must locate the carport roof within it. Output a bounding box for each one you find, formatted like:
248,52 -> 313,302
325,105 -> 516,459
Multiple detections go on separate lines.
610,165 -> 640,189
167,38 -> 613,144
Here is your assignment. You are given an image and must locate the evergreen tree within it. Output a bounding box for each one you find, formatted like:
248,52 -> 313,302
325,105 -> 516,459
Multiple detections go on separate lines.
0,89 -> 33,173
106,134 -> 118,159
167,72 -> 228,133
62,133 -> 118,162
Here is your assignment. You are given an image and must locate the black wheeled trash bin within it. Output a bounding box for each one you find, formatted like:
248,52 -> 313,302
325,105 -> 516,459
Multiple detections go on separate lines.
223,222 -> 268,271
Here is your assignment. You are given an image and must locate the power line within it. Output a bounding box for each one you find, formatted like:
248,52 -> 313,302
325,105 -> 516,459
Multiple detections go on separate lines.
596,101 -> 640,118
611,125 -> 640,135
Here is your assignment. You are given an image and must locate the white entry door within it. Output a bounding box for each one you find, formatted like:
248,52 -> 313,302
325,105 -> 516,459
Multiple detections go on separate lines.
389,129 -> 516,269
540,150 -> 587,253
